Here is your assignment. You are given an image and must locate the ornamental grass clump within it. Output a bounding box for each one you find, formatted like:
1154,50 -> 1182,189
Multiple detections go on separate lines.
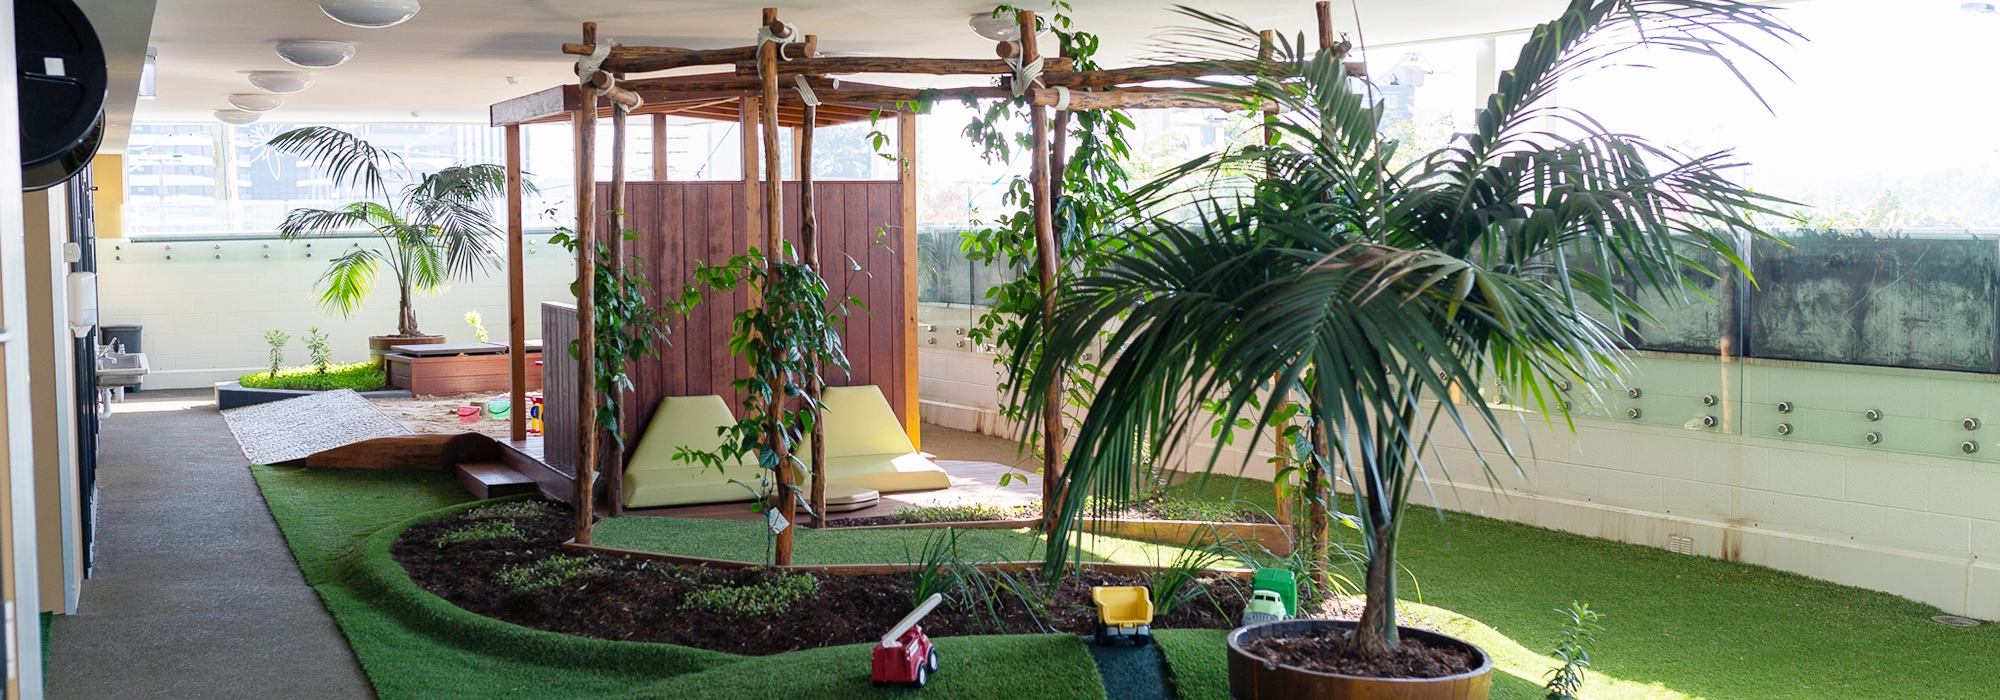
1019,0 -> 1796,659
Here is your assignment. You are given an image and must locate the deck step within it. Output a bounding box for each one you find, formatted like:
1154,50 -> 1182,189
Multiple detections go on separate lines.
455,461 -> 538,500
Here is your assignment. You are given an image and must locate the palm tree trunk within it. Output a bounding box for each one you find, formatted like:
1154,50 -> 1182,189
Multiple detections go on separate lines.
398,282 -> 419,337
1350,522 -> 1401,657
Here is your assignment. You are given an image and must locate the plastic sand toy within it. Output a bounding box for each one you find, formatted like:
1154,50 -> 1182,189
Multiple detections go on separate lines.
872,592 -> 943,688
1091,586 -> 1154,646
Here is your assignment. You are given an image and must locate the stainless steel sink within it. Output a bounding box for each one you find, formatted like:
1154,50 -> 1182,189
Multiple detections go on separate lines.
96,352 -> 149,388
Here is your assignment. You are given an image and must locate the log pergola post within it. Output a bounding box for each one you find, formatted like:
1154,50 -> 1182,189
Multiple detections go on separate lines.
759,7 -> 799,565
798,42 -> 828,526
573,22 -> 602,544
1021,10 -> 1065,534
606,77 -> 631,518
506,125 -> 526,443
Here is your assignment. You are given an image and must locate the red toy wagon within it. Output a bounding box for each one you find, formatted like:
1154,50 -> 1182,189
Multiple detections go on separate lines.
872,592 -> 943,688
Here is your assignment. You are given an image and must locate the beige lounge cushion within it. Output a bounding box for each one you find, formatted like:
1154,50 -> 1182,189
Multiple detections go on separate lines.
624,395 -> 759,508
819,386 -> 951,493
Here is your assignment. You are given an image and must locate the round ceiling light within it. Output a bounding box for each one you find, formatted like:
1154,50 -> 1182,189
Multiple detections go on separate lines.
247,71 -> 314,94
275,40 -> 355,68
227,93 -> 284,112
968,11 -> 1044,42
214,110 -> 261,125
319,0 -> 420,29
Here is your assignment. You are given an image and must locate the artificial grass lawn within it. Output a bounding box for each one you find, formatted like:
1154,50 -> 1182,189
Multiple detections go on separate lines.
252,465 -> 1106,700
238,362 -> 386,391
1150,475 -> 2000,700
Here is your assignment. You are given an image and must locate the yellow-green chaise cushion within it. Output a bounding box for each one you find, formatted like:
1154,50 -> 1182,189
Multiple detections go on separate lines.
820,385 -> 952,493
623,395 -> 759,508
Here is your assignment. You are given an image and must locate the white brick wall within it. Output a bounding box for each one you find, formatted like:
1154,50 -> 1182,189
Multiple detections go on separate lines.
98,235 -> 576,389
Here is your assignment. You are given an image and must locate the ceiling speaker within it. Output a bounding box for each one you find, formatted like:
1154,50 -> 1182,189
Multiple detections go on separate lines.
16,0 -> 107,192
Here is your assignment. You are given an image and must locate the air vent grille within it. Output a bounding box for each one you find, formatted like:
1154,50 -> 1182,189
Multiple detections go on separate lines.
1667,535 -> 1694,556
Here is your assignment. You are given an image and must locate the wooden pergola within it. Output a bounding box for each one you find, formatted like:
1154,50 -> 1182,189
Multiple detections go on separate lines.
487,3 -> 1352,564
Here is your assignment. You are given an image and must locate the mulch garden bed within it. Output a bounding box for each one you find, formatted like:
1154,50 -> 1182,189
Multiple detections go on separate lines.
393,500 -> 1250,656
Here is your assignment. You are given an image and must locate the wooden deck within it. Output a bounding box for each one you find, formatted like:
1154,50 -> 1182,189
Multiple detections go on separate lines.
502,434 -> 1041,523
624,458 -> 1041,522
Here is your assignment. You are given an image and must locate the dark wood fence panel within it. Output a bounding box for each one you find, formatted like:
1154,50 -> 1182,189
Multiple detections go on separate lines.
601,180 -> 909,450
541,302 -> 578,477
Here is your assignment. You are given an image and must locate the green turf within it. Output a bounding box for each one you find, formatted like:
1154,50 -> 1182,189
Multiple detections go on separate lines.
593,515 -> 1218,567
251,465 -> 1108,700
1146,474 -> 2000,700
1152,630 -> 1226,700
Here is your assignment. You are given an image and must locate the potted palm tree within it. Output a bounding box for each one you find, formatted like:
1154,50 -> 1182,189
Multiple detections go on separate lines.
268,127 -> 514,364
1016,1 -> 1797,697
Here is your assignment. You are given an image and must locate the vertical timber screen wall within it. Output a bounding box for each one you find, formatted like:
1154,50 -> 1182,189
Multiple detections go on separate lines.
542,302 -> 578,476
604,180 -> 911,450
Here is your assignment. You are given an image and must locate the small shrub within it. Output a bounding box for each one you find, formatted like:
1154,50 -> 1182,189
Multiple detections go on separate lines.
465,311 -> 489,342
1151,497 -> 1248,523
497,555 -> 601,591
466,501 -> 551,519
1544,602 -> 1604,700
237,362 -> 385,391
263,330 -> 290,378
433,520 -> 525,548
679,573 -> 818,618
892,502 -> 1033,524
304,327 -> 332,373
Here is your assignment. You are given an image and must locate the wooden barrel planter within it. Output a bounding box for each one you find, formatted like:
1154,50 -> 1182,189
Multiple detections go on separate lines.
369,334 -> 445,368
1227,619 -> 1493,700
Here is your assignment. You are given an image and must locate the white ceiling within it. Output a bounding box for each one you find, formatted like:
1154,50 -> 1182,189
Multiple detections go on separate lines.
77,0 -> 161,153
135,0 -> 1570,126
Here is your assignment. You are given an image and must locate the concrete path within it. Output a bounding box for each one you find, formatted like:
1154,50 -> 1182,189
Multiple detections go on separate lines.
46,389 -> 372,699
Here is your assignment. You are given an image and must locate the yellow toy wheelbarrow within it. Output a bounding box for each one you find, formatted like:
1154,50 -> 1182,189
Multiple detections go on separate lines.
1091,586 -> 1155,646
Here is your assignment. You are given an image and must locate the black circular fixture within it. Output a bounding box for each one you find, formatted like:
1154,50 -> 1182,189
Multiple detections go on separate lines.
16,0 -> 108,191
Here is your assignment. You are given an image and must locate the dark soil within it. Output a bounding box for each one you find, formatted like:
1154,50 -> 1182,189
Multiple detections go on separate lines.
393,501 -> 1249,655
1243,625 -> 1479,679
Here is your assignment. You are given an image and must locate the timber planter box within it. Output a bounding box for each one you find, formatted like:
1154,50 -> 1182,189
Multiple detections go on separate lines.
383,341 -> 542,396
1227,619 -> 1493,700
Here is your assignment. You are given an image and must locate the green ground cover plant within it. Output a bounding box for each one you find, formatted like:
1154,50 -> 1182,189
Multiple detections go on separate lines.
892,502 -> 1036,524
237,362 -> 386,392
431,520 -> 524,549
496,555 -> 602,592
679,573 -> 819,619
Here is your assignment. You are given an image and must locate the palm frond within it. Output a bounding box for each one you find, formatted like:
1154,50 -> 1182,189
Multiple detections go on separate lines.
265,126 -> 406,201
316,247 -> 382,317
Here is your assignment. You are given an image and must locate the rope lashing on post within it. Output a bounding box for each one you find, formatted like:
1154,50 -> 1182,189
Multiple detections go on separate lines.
1002,41 -> 1044,98
793,75 -> 821,107
577,40 -> 613,89
1051,85 -> 1070,111
756,21 -> 801,61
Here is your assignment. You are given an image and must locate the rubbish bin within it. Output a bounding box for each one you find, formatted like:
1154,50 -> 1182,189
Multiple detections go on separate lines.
99,325 -> 141,353
99,325 -> 142,391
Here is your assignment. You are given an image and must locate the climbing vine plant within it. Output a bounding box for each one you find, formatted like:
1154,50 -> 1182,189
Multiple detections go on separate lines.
672,243 -> 858,560
961,1 -> 1138,463
550,222 -> 673,457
